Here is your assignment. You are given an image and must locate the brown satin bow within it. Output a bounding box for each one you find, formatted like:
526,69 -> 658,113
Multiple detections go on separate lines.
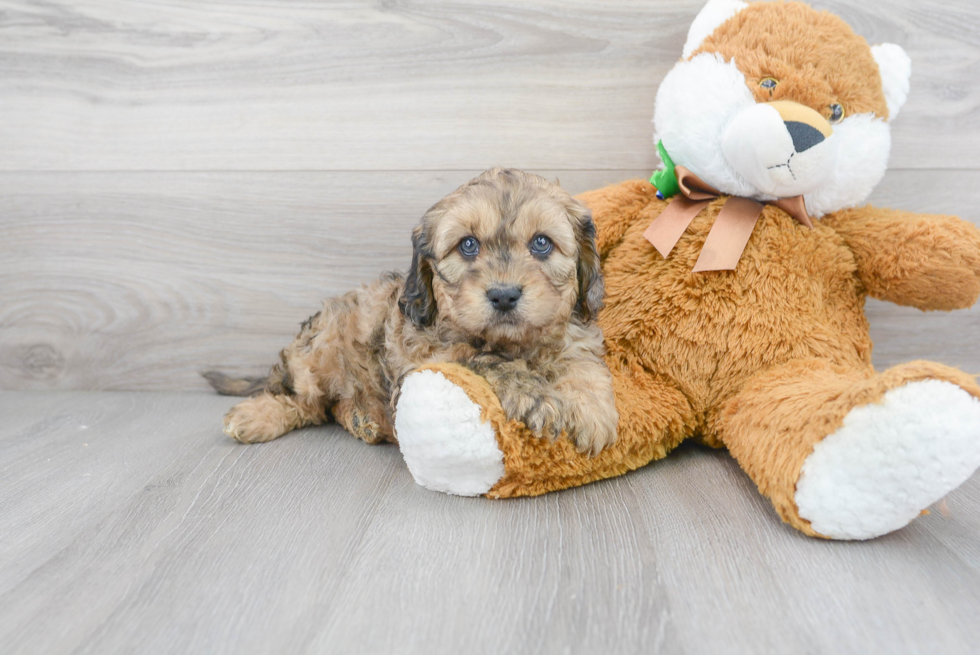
643,166 -> 813,272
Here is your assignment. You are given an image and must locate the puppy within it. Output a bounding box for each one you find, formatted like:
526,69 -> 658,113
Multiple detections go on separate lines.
205,168 -> 618,454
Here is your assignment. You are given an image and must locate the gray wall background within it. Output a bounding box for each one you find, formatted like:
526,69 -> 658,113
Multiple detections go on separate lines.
2,0 -> 978,391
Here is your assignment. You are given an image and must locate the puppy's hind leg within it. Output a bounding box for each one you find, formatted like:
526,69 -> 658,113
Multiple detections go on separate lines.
223,392 -> 327,444
219,316 -> 331,444
217,279 -> 398,444
332,396 -> 394,445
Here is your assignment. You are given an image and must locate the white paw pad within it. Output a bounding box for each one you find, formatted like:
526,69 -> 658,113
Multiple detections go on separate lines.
795,380 -> 980,540
395,370 -> 505,496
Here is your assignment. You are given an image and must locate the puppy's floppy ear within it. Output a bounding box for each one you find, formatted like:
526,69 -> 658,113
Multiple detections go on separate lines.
569,201 -> 604,322
398,223 -> 437,328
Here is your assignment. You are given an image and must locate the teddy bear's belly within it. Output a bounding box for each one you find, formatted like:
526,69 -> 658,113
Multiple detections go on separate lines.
598,207 -> 872,414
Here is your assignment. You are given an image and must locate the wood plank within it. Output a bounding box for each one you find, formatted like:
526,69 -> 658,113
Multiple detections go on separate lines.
0,391 -> 407,654
0,0 -> 978,171
2,169 -> 978,391
0,391 -> 978,653
0,169 -> 641,392
624,446 -> 980,654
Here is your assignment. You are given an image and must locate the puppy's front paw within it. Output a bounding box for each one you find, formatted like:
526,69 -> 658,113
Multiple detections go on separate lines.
565,401 -> 619,456
476,362 -> 567,439
498,387 -> 564,440
522,392 -> 565,440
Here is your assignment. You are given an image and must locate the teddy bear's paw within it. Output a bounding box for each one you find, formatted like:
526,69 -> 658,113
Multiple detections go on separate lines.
395,370 -> 505,496
795,380 -> 980,540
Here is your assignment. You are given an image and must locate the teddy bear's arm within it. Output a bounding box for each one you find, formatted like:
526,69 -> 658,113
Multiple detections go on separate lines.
575,179 -> 661,258
824,206 -> 980,311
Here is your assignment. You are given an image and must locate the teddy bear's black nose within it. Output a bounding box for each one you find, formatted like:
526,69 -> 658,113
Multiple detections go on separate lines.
487,286 -> 522,312
785,121 -> 826,153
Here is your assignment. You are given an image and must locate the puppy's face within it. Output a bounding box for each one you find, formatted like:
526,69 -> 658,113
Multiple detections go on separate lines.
399,169 -> 603,346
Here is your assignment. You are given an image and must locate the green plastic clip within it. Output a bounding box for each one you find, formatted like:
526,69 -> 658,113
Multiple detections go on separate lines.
649,140 -> 680,199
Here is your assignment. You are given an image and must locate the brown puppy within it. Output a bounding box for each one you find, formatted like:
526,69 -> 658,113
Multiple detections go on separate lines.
206,168 -> 618,454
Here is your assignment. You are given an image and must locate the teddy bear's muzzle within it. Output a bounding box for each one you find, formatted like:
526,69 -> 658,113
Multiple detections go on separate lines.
722,100 -> 837,200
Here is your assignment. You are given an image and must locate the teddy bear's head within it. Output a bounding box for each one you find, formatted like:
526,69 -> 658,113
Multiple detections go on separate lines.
653,0 -> 911,218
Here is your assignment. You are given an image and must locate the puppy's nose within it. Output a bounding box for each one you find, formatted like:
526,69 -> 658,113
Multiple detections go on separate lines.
487,286 -> 522,312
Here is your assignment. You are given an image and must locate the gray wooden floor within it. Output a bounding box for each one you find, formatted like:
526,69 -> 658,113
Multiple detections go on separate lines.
2,391 -> 979,655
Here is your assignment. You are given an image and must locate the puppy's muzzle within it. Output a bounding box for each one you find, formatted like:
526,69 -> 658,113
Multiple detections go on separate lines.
487,285 -> 522,312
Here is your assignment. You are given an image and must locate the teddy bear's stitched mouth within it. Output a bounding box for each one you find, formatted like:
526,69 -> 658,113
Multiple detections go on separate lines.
767,153 -> 797,181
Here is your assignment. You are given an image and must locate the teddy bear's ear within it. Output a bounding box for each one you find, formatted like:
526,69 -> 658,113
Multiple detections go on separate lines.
682,0 -> 748,59
871,43 -> 912,120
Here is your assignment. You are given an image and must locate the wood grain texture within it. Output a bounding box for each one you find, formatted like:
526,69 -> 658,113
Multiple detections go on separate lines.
0,0 -> 978,171
0,169 -> 641,391
2,169 -> 978,391
0,391 -> 978,654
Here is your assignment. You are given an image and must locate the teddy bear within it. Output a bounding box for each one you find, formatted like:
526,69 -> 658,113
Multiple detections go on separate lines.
392,0 -> 980,540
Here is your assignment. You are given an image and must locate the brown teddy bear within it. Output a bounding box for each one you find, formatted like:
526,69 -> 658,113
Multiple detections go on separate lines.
394,0 -> 980,540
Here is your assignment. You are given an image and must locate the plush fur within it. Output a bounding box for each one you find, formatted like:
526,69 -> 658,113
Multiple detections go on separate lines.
657,1 -> 897,215
207,168 -> 618,455
394,1 -> 980,540
397,369 -> 505,496
794,380 -> 980,539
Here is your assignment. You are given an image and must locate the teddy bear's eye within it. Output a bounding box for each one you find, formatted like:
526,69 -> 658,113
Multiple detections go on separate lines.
760,77 -> 778,90
828,104 -> 845,123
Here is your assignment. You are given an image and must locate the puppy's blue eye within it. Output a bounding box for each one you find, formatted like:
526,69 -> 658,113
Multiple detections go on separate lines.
529,234 -> 553,256
458,236 -> 480,258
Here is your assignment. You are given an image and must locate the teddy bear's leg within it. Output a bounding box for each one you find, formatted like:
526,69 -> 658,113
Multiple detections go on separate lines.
394,366 -> 506,496
716,359 -> 980,540
395,358 -> 695,498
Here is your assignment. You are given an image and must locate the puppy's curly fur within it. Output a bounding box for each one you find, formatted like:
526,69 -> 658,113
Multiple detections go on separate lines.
206,168 -> 618,454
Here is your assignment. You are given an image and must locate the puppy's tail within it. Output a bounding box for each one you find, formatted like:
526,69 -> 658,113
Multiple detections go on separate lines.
201,371 -> 267,397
